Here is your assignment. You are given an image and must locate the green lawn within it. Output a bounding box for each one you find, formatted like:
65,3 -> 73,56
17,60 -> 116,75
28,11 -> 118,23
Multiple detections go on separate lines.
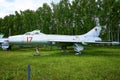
0,46 -> 120,80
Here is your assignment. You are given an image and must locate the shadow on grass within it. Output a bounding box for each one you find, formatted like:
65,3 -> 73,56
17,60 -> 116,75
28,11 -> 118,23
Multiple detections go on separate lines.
1,46 -> 120,58
82,50 -> 120,57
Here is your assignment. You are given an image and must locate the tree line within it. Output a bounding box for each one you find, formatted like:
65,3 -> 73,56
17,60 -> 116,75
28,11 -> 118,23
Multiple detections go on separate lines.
0,0 -> 120,42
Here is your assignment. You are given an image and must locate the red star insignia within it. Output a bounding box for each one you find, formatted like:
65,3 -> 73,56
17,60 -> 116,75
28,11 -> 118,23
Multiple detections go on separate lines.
95,28 -> 97,31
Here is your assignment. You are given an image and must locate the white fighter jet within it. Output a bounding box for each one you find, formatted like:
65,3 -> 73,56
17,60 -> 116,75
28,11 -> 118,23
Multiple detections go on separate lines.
0,19 -> 119,54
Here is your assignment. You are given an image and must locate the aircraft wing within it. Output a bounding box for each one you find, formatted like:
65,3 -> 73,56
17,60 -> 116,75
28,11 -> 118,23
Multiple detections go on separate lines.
46,35 -> 120,45
46,35 -> 82,42
46,35 -> 119,45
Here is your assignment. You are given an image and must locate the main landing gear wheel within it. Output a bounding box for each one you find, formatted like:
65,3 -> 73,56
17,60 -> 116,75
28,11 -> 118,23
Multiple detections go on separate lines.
73,43 -> 84,55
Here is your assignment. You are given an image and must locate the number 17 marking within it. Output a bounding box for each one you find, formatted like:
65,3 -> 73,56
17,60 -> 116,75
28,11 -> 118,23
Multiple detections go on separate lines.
27,37 -> 33,42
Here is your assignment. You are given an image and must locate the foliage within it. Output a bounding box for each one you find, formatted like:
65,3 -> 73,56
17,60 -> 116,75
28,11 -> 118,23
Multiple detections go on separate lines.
0,0 -> 119,41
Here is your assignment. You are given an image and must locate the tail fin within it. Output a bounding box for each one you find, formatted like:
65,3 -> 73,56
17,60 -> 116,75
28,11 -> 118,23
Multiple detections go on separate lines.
84,25 -> 102,37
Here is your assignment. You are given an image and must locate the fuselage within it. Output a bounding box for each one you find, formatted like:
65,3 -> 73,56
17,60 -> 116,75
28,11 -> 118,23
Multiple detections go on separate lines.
8,33 -> 101,45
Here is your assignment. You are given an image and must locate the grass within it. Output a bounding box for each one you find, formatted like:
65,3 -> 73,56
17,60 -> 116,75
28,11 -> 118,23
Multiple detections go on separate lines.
0,45 -> 120,80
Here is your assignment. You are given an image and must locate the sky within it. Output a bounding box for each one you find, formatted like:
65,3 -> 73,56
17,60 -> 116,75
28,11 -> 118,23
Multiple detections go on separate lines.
0,0 -> 61,18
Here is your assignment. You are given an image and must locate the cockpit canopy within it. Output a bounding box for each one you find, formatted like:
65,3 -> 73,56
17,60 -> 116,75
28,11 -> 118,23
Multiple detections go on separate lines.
24,30 -> 45,35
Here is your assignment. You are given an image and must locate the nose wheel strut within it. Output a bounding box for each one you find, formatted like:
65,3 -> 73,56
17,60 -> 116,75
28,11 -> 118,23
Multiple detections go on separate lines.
33,47 -> 40,56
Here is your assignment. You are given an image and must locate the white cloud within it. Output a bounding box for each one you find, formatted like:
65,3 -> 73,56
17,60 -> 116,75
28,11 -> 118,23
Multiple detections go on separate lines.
0,0 -> 73,18
0,0 -> 54,18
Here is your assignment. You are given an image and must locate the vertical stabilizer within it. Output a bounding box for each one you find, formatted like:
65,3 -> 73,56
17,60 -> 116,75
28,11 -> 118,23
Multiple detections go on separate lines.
84,17 -> 102,37
84,24 -> 102,37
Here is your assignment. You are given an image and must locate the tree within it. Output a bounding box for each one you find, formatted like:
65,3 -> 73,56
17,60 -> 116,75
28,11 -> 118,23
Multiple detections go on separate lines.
1,15 -> 14,36
13,11 -> 23,35
22,10 -> 36,32
36,3 -> 52,34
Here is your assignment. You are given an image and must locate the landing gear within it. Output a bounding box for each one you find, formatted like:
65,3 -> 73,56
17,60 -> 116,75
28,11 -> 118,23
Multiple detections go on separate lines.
1,43 -> 10,50
73,43 -> 84,55
61,46 -> 67,53
7,45 -> 12,50
33,47 -> 40,56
